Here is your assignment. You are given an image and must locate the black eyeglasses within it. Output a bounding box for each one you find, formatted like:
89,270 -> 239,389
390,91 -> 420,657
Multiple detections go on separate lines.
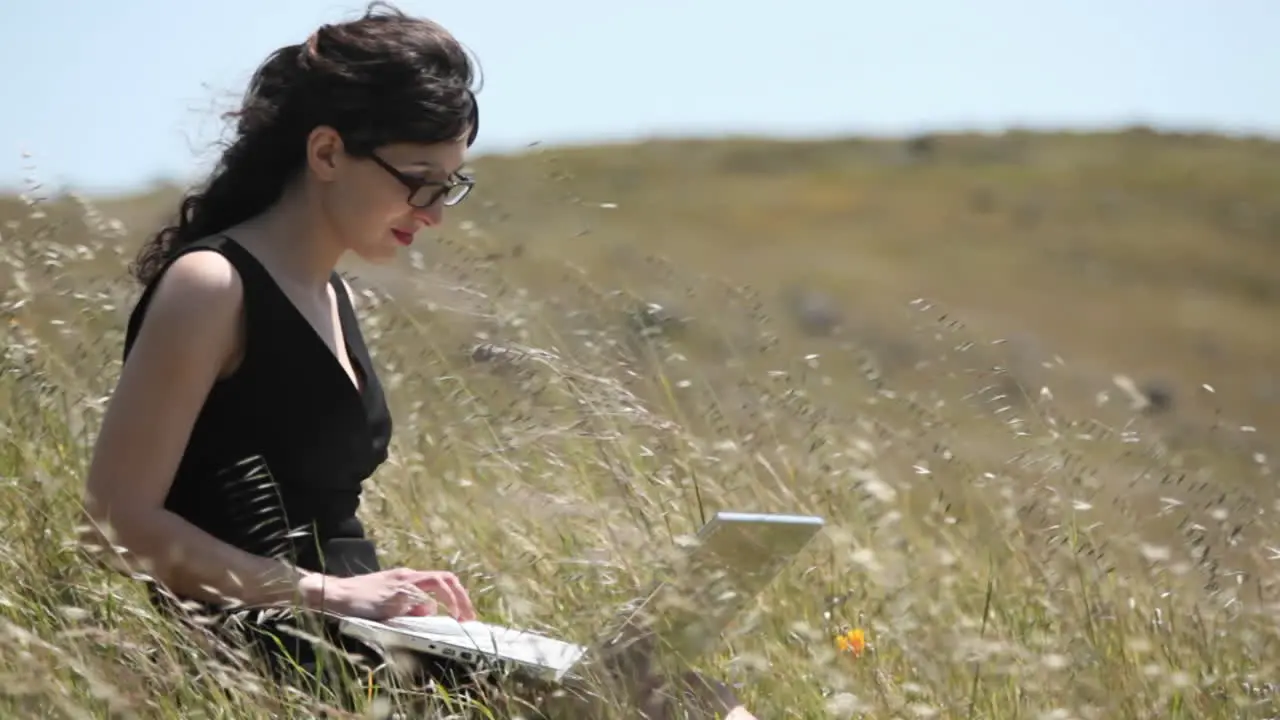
367,153 -> 474,208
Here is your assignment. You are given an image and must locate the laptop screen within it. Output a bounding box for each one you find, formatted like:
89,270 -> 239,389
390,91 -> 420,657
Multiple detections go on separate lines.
601,512 -> 824,665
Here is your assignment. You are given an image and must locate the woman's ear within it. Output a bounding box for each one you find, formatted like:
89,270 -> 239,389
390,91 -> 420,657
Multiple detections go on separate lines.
306,125 -> 346,182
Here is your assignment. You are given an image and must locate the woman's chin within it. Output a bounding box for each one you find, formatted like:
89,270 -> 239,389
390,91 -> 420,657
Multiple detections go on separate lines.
350,244 -> 402,266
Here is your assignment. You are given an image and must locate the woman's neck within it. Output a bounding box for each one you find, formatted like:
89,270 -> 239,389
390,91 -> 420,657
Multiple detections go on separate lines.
231,183 -> 345,293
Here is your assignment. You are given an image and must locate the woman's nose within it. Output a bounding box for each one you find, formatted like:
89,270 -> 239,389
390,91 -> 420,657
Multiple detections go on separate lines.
413,203 -> 445,227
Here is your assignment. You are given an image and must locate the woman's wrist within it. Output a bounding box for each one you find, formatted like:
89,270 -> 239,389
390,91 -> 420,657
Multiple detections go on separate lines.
296,570 -> 341,609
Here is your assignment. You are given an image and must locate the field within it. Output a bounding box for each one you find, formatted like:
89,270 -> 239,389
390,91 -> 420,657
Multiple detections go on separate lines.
2,127 -> 1280,718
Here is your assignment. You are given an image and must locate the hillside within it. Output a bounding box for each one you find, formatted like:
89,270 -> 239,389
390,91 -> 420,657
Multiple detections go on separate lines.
3,128 -> 1280,717
64,128 -> 1280,433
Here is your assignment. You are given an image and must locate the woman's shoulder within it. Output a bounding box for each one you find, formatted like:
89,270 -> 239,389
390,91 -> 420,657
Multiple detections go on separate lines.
125,244 -> 247,358
141,247 -> 244,319
153,251 -> 244,311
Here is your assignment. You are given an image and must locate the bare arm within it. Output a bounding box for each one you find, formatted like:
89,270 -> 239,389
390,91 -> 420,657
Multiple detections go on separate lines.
81,251 -> 322,609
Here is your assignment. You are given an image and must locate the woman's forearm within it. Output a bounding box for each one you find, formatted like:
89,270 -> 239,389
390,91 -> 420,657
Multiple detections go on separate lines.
83,505 -> 322,609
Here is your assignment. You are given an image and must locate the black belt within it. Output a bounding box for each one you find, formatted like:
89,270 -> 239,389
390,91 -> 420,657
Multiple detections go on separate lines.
318,537 -> 381,578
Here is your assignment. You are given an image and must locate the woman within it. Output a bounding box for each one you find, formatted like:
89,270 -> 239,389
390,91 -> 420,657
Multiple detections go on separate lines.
80,3 -> 757,718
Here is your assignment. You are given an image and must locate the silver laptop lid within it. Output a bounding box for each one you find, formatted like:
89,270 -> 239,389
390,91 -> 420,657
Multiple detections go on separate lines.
598,511 -> 825,665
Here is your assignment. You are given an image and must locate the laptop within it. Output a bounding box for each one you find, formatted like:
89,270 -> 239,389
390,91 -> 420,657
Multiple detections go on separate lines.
335,511 -> 825,684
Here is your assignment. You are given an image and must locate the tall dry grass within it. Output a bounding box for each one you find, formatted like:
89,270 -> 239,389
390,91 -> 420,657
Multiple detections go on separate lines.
1,152 -> 1278,719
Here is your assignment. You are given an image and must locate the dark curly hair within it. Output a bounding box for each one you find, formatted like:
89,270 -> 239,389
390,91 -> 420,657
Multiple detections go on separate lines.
132,1 -> 480,286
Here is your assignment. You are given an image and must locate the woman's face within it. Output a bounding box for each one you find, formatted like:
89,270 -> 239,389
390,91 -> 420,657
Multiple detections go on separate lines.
308,127 -> 473,264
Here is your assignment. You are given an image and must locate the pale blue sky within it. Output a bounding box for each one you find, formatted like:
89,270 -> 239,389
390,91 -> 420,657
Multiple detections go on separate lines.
1,0 -> 1275,194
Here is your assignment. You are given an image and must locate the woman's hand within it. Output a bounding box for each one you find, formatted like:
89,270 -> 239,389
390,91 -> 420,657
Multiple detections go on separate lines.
300,568 -> 476,621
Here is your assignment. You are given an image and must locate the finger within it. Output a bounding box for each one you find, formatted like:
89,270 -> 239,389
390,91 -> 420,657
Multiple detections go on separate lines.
387,583 -> 440,617
394,583 -> 441,612
399,571 -> 460,617
410,573 -> 463,618
397,571 -> 471,619
403,595 -> 438,617
440,574 -> 477,621
378,589 -> 417,620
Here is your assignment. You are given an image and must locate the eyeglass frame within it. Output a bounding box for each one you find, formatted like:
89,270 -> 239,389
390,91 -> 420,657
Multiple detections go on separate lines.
366,152 -> 475,209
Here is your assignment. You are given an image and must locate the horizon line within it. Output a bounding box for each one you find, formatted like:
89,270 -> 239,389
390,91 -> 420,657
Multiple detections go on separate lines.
4,119 -> 1278,198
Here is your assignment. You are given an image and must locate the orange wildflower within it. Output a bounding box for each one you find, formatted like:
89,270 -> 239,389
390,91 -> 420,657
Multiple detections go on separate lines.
836,627 -> 866,657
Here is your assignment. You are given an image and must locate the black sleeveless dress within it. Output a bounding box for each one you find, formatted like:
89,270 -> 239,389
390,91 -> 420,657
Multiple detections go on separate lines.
122,234 -> 474,695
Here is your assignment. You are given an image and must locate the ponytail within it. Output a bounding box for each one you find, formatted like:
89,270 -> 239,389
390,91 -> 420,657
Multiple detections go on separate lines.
131,45 -> 308,286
